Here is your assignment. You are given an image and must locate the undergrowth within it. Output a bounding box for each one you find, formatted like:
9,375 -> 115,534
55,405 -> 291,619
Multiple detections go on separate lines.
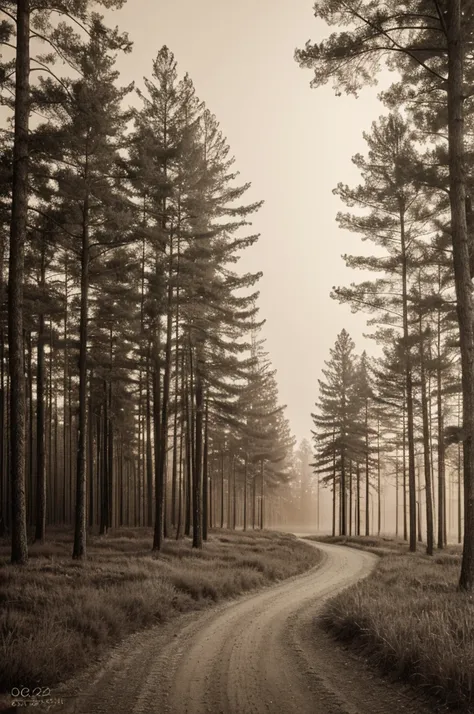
313,535 -> 471,711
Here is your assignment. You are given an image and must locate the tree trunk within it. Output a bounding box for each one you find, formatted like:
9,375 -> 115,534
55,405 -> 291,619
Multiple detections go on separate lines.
232,456 -> 237,530
9,0 -> 30,563
377,413 -> 381,536
332,430 -> 337,537
395,449 -> 399,538
446,2 -> 474,589
176,389 -> 184,540
349,460 -> 353,536
0,330 -> 5,535
192,368 -> 203,548
400,202 -> 417,552
87,374 -> 94,529
221,451 -> 225,529
437,301 -> 446,549
419,306 -> 434,555
145,350 -> 153,527
47,321 -> 53,526
340,449 -> 346,536
72,192 -> 89,560
252,470 -> 257,530
356,462 -> 360,536
365,405 -> 370,536
26,331 -> 33,527
152,325 -> 163,549
35,278 -> 46,543
202,395 -> 209,541
100,384 -> 108,535
403,400 -> 408,541
243,453 -> 248,531
107,385 -> 114,529
184,372 -> 192,538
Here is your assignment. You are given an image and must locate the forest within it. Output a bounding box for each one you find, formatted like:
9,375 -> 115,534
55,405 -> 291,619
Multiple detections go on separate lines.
4,1 -> 474,709
4,1 -> 474,581
297,0 -> 474,592
0,1 -> 317,568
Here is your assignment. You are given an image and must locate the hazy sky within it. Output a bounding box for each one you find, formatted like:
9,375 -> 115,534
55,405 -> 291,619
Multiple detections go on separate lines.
105,0 -> 393,444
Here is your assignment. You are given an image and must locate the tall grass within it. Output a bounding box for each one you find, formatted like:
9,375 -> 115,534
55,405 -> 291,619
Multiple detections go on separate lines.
316,536 -> 471,710
0,528 -> 320,695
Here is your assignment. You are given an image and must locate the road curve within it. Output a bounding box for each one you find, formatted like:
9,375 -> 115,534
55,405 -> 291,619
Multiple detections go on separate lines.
62,541 -> 437,714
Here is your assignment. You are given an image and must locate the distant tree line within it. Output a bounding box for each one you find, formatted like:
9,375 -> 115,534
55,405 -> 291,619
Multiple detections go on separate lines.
312,329 -> 463,548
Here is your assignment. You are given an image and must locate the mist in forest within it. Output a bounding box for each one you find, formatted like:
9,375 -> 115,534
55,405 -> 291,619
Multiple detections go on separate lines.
104,0 -> 397,444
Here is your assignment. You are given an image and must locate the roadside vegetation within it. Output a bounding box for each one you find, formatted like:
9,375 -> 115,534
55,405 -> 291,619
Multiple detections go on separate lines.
309,536 -> 471,711
0,529 -> 320,696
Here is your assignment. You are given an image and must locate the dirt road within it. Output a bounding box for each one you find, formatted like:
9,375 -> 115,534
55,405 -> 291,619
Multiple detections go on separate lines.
61,541 -> 438,714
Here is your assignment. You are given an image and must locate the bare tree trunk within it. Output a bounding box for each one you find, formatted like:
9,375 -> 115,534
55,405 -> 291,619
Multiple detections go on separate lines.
88,373 -> 94,528
437,298 -> 446,550
349,460 -> 353,536
243,453 -> 248,531
26,331 -> 33,527
227,454 -> 232,528
232,456 -> 237,530
9,0 -> 30,564
395,448 -> 399,538
152,324 -> 163,549
221,451 -> 225,529
192,368 -> 203,549
184,364 -> 192,537
48,322 -> 53,526
332,432 -> 336,537
419,305 -> 434,555
34,247 -> 46,543
53,374 -> 58,526
146,350 -> 153,527
356,462 -> 360,536
0,330 -> 5,535
72,192 -> 89,560
446,1 -> 474,590
202,395 -> 209,541
176,388 -> 184,540
377,413 -> 381,537
100,382 -> 108,536
400,203 -> 417,552
252,470 -> 256,530
403,400 -> 407,541
107,385 -> 114,529
365,406 -> 369,536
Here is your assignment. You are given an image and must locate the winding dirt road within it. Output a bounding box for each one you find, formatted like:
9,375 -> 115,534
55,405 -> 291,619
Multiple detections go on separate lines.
62,541 -> 439,714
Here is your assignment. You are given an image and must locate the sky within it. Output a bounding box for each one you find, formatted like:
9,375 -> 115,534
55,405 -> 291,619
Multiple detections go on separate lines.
104,0 -> 394,444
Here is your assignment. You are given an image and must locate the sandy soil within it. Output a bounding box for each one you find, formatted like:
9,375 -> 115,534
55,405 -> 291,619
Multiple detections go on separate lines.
56,541 -> 441,714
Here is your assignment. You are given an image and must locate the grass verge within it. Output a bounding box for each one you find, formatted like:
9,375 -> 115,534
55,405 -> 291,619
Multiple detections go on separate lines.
308,535 -> 471,711
0,528 -> 320,697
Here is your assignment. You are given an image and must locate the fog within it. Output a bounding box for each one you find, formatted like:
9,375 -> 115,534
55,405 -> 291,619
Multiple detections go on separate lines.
104,0 -> 397,444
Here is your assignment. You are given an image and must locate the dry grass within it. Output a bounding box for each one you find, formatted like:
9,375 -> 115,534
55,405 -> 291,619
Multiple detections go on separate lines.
0,528 -> 320,695
312,535 -> 472,710
305,533 -> 433,557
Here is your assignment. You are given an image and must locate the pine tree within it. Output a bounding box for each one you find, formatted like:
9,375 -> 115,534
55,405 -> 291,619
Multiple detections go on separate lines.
296,0 -> 474,590
331,113 -> 428,550
312,330 -> 365,536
